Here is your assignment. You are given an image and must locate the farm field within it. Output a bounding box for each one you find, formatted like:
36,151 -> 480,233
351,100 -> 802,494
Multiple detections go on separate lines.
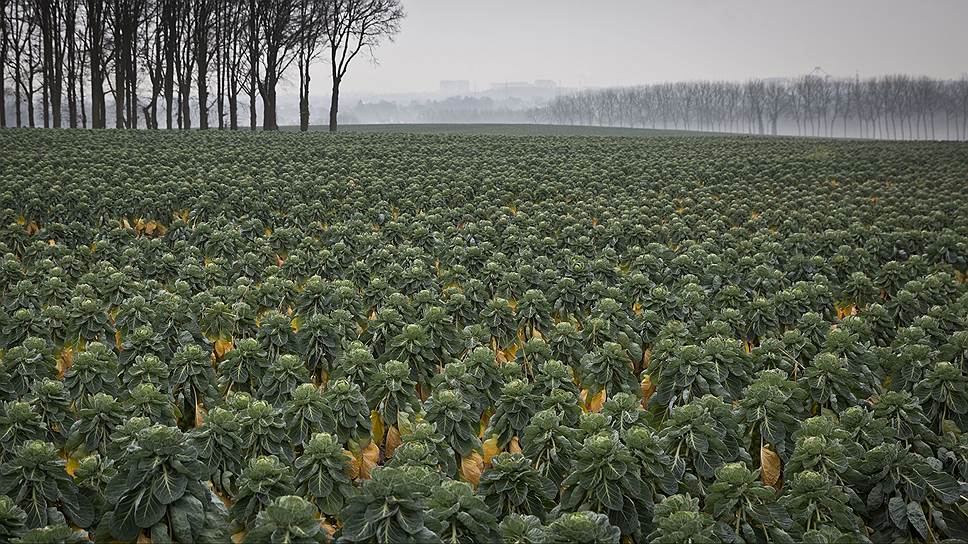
1,128 -> 968,543
288,123 -> 724,137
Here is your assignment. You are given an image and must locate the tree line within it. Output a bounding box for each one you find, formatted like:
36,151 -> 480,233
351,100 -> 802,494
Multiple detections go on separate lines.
534,75 -> 968,141
0,0 -> 403,131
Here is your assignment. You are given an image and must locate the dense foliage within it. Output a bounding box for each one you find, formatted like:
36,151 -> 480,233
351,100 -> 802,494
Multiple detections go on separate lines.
1,128 -> 968,542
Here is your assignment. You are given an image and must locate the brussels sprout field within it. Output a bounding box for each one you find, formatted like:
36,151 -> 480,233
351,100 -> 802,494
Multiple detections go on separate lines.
1,128 -> 968,543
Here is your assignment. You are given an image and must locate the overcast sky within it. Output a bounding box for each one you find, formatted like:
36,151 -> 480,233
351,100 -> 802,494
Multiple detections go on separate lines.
321,0 -> 968,95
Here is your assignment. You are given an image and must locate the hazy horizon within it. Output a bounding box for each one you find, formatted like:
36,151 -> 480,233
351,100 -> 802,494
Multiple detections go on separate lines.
320,0 -> 968,95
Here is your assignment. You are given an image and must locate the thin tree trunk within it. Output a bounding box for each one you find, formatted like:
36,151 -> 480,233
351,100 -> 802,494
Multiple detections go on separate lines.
329,77 -> 340,132
13,57 -> 22,127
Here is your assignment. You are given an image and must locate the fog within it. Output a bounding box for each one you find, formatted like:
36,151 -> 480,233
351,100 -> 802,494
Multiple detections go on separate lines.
4,0 -> 966,134
321,0 -> 968,96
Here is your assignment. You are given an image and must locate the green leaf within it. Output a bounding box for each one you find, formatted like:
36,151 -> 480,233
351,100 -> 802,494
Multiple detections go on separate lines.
150,521 -> 171,543
152,468 -> 188,505
170,506 -> 194,543
134,491 -> 166,529
109,494 -> 141,542
924,470 -> 961,504
906,502 -> 929,539
888,496 -> 907,530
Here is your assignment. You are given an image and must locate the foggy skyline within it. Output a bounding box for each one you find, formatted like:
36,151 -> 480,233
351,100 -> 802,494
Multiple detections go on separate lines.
326,0 -> 968,95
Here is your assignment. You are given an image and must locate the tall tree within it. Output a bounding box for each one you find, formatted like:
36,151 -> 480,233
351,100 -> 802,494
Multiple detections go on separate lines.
62,0 -> 79,127
296,0 -> 326,131
161,0 -> 176,128
36,0 -> 66,127
256,0 -> 302,130
0,0 -> 7,128
108,0 -> 145,129
140,0 -> 165,128
174,0 -> 196,128
193,0 -> 214,129
221,0 -> 247,129
5,0 -> 35,127
321,0 -> 404,132
245,0 -> 257,129
85,0 -> 107,128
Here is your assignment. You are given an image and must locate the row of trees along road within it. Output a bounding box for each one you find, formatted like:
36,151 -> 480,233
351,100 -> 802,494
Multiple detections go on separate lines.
535,75 -> 968,141
0,0 -> 404,131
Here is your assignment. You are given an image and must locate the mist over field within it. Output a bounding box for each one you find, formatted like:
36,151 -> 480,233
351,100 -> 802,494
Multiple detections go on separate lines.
3,0 -> 967,137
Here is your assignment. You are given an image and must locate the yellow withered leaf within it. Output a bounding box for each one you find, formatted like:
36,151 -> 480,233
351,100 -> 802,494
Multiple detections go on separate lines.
371,411 -> 385,446
581,388 -> 606,413
58,347 -> 74,378
640,375 -> 656,409
460,451 -> 484,487
508,437 -> 522,454
760,445 -> 782,488
195,402 -> 206,428
385,425 -> 402,459
479,411 -> 493,437
358,442 -> 381,480
482,436 -> 501,466
213,338 -> 234,358
65,456 -> 80,477
344,449 -> 359,480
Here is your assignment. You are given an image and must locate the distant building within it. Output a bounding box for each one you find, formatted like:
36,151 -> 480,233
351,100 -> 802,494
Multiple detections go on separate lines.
439,80 -> 471,95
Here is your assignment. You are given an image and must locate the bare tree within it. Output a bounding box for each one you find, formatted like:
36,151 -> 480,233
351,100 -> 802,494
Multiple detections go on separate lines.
174,0 -> 196,128
62,0 -> 79,127
744,80 -> 765,135
84,0 -> 108,128
0,0 -> 8,127
141,0 -> 166,128
5,0 -> 37,127
220,0 -> 247,129
321,0 -> 403,132
193,0 -> 214,129
35,0 -> 66,127
107,0 -> 147,129
256,0 -> 302,130
296,0 -> 326,131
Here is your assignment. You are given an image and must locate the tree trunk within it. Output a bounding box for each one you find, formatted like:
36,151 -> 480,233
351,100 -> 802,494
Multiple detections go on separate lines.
197,13 -> 209,130
198,61 -> 209,129
329,78 -> 340,132
247,0 -> 257,130
299,62 -> 310,131
66,35 -> 77,127
14,59 -> 22,127
163,0 -> 175,129
262,67 -> 277,130
90,25 -> 105,127
78,61 -> 86,127
26,42 -> 36,127
229,90 -> 238,129
115,62 -> 124,128
0,33 -> 5,128
180,81 -> 192,129
300,90 -> 309,131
